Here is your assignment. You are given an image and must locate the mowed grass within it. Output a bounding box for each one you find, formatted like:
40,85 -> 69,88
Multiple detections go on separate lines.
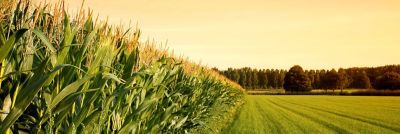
247,89 -> 368,94
224,95 -> 400,134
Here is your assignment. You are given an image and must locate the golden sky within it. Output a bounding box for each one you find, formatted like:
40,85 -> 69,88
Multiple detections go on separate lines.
34,0 -> 400,70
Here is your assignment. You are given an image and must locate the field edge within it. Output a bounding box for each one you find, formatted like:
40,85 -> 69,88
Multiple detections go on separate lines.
189,90 -> 245,134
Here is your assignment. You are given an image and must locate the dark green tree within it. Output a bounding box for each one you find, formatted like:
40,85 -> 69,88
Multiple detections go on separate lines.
266,69 -> 273,88
245,68 -> 253,89
239,70 -> 247,87
252,69 -> 259,89
232,69 -> 240,83
338,68 -> 352,92
283,65 -> 311,92
321,69 -> 339,92
375,72 -> 400,90
277,70 -> 286,89
257,70 -> 268,89
351,71 -> 371,89
268,69 -> 278,89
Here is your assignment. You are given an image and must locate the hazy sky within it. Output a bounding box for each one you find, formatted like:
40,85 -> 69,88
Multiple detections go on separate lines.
33,0 -> 400,70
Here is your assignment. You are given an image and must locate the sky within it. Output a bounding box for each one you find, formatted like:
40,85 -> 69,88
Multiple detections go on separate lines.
33,0 -> 400,70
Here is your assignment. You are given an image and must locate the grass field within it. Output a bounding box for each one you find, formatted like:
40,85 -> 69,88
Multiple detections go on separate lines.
224,95 -> 400,134
247,89 -> 368,94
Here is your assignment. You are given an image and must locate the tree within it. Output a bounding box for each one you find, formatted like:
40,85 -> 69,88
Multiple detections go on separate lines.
266,69 -> 275,88
270,70 -> 279,89
375,72 -> 400,90
245,68 -> 253,89
220,65 -> 400,91
239,70 -> 247,87
307,70 -> 316,89
232,70 -> 240,83
313,70 -> 325,89
257,70 -> 268,89
283,65 -> 311,92
351,71 -> 371,89
277,70 -> 286,89
338,68 -> 352,92
321,69 -> 339,92
225,68 -> 233,80
251,69 -> 259,89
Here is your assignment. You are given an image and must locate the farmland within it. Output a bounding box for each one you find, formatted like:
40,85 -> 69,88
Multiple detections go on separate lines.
246,89 -> 400,95
0,1 -> 244,133
224,95 -> 400,134
1,0 -> 400,133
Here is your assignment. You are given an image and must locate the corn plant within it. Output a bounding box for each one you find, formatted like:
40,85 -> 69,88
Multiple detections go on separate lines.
0,0 -> 244,133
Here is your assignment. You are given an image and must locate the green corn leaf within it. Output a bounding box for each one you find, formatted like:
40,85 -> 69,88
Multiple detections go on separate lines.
174,116 -> 188,129
52,88 -> 99,114
32,29 -> 56,53
102,73 -> 126,84
0,29 -> 28,62
1,94 -> 11,121
48,74 -> 96,111
0,24 -> 6,46
161,104 -> 176,124
97,96 -> 115,131
76,30 -> 96,65
69,90 -> 103,132
84,13 -> 94,32
0,58 -> 57,133
81,110 -> 101,128
135,97 -> 157,116
122,48 -> 138,79
119,120 -> 138,134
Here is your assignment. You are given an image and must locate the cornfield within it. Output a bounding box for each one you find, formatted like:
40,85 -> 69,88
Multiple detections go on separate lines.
0,0 -> 244,133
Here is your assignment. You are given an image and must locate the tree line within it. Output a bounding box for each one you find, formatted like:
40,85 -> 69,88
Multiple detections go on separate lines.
215,67 -> 286,89
217,65 -> 400,91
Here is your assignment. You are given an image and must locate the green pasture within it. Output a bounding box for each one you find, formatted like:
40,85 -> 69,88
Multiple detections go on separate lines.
225,95 -> 400,134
